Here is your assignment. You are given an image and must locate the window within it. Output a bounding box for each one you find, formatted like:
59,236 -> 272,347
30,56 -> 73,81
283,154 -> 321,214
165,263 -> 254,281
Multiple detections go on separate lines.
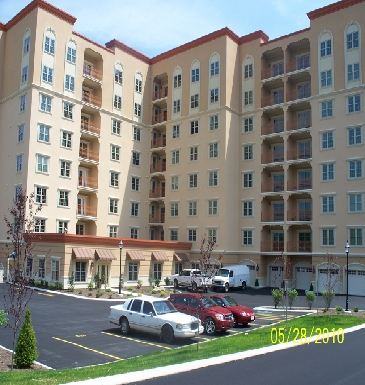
109,198 -> 118,214
51,259 -> 60,280
65,75 -> 75,91
348,63 -> 360,81
349,228 -> 363,246
170,229 -> 178,241
109,226 -> 118,237
322,163 -> 335,181
348,95 -> 361,113
348,126 -> 362,146
349,194 -> 363,212
209,142 -> 218,158
16,155 -> 23,173
42,66 -> 53,83
244,91 -> 253,105
63,102 -> 73,119
37,155 -> 48,173
171,176 -> 179,190
20,95 -> 26,112
243,172 -> 253,188
129,263 -> 138,281
189,146 -> 198,161
110,172 -> 119,187
321,70 -> 332,87
60,160 -> 71,177
174,74 -> 181,88
133,127 -> 141,141
243,201 -> 253,217
189,173 -> 198,188
67,47 -> 76,63
76,224 -> 84,235
111,145 -> 120,161
40,94 -> 51,113
322,229 -> 335,246
135,79 -> 142,93
134,103 -> 141,116
208,170 -> 218,186
58,190 -> 69,207
296,54 -> 310,70
320,40 -> 332,57
347,31 -> 359,50
190,120 -> 199,135
173,100 -> 181,113
130,228 -> 139,239
188,201 -> 197,216
244,117 -> 253,132
61,131 -> 72,148
210,115 -> 219,131
23,37 -> 30,54
37,125 -> 50,143
131,202 -> 139,216
188,229 -> 197,242
115,69 -> 123,84
172,125 -> 180,138
322,196 -> 335,213
114,95 -> 121,109
57,221 -> 68,234
153,263 -> 162,280
21,66 -> 28,83
44,36 -> 55,54
35,187 -> 47,204
171,150 -> 180,165
208,200 -> 218,215
35,219 -> 45,233
243,144 -> 254,160
132,176 -> 140,191
18,125 -> 24,142
191,94 -> 199,108
321,101 -> 333,118
210,61 -> 219,76
170,202 -> 179,217
112,119 -> 121,135
207,228 -> 217,243
75,262 -> 86,282
349,160 -> 363,179
210,88 -> 219,103
321,131 -> 334,149
243,230 -> 253,245
132,151 -> 140,166
244,63 -> 253,79
191,68 -> 199,82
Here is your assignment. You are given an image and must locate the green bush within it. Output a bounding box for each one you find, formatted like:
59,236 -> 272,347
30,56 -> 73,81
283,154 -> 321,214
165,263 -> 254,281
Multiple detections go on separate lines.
14,309 -> 38,368
106,288 -> 112,293
0,310 -> 7,326
288,289 -> 298,309
137,279 -> 143,286
54,282 -> 63,290
164,277 -> 171,286
88,281 -> 94,291
354,306 -> 359,312
68,273 -> 75,292
335,305 -> 343,313
255,278 -> 259,287
322,290 -> 335,310
138,292 -> 142,297
44,281 -> 48,288
271,288 -> 283,308
78,291 -> 82,295
48,284 -> 55,290
154,278 -> 161,287
160,290 -> 166,297
152,289 -> 157,294
305,291 -> 316,309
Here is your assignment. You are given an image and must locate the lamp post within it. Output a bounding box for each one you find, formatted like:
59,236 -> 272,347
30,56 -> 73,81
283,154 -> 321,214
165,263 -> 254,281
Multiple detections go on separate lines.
119,240 -> 123,294
345,241 -> 350,311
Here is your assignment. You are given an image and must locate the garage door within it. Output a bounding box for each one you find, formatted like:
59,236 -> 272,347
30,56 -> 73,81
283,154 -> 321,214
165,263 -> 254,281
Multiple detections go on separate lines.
348,270 -> 365,296
318,268 -> 339,293
270,266 -> 283,287
295,267 -> 312,290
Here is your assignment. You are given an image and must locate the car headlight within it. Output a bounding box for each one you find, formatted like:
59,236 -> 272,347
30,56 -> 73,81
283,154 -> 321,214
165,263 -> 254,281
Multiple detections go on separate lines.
241,312 -> 247,316
215,314 -> 224,321
175,323 -> 189,330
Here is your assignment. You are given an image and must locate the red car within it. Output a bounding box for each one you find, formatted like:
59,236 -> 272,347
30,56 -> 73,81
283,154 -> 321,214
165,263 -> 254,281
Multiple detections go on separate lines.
209,294 -> 255,327
169,293 -> 234,335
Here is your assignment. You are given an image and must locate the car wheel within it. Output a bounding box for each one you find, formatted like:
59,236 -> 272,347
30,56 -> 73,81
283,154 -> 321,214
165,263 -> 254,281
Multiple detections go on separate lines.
161,324 -> 175,344
174,279 -> 179,289
224,283 -> 229,293
242,281 -> 246,290
192,282 -> 197,292
204,317 -> 216,335
120,317 -> 130,335
233,315 -> 238,328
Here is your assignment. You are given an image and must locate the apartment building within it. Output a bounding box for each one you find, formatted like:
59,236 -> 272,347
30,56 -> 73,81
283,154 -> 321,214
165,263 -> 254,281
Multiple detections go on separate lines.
0,0 -> 364,293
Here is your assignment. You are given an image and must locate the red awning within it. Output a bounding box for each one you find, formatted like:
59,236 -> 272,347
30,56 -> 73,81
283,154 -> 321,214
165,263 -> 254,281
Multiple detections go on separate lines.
127,251 -> 145,260
72,248 -> 94,260
173,253 -> 189,262
95,249 -> 117,261
152,251 -> 168,261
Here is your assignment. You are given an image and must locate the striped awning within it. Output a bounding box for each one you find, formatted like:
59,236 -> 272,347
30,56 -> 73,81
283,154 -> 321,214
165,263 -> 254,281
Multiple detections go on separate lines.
72,248 -> 94,260
127,251 -> 145,260
152,251 -> 168,261
95,249 -> 117,261
174,253 -> 189,262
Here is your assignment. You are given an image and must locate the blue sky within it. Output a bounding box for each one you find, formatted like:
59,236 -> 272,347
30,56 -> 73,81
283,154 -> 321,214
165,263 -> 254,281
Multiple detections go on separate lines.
1,0 -> 335,58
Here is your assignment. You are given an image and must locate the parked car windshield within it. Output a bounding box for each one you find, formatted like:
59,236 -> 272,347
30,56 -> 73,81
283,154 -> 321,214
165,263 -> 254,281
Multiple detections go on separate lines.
216,269 -> 229,277
153,300 -> 177,315
222,296 -> 239,306
199,296 -> 218,308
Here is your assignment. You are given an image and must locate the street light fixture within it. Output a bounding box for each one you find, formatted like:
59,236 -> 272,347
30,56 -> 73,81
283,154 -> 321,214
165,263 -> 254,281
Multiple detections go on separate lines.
345,241 -> 350,311
119,240 -> 124,294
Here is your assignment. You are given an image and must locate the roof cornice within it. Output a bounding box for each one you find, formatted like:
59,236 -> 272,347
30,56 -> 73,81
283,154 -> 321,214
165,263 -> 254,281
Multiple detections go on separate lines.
105,39 -> 151,64
73,31 -> 115,54
307,0 -> 365,20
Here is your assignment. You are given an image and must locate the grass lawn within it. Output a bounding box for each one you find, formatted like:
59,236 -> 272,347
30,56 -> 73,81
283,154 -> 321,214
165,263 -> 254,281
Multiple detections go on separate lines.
1,315 -> 364,385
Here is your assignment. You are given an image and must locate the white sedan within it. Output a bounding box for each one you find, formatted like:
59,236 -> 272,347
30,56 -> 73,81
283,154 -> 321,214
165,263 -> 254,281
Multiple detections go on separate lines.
108,296 -> 204,344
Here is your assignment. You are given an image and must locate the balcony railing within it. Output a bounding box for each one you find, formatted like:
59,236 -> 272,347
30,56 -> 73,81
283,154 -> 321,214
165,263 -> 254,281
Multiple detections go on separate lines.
287,86 -> 311,102
287,241 -> 312,252
261,150 -> 284,164
261,121 -> 284,135
286,56 -> 310,73
149,187 -> 165,199
261,211 -> 284,222
150,162 -> 166,173
78,176 -> 98,190
287,116 -> 312,131
287,147 -> 312,161
151,137 -> 166,149
261,241 -> 284,252
79,148 -> 99,162
287,178 -> 312,191
261,65 -> 284,80
287,209 -> 312,222
149,213 -> 165,224
80,120 -> 100,135
153,87 -> 168,100
82,92 -> 102,107
77,205 -> 97,217
83,64 -> 103,81
152,111 -> 167,125
261,181 -> 285,193
261,92 -> 284,107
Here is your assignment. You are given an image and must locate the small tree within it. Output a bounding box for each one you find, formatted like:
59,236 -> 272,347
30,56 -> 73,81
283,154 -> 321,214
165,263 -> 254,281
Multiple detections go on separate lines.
0,310 -> 7,327
272,288 -> 283,308
320,252 -> 339,310
14,309 -> 38,368
288,289 -> 298,309
305,291 -> 316,309
68,272 -> 75,292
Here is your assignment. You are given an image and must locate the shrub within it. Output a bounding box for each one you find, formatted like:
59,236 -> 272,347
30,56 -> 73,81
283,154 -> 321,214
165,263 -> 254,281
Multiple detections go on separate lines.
93,272 -> 100,289
154,278 -> 161,287
44,281 -> 48,289
160,290 -> 166,297
137,279 -> 143,286
106,288 -> 112,293
48,284 -> 55,291
14,310 -> 38,368
309,282 -> 314,291
127,287 -> 133,291
322,290 -> 335,310
127,293 -> 133,297
88,281 -> 94,291
40,280 -> 44,287
138,292 -> 142,297
272,289 -> 283,309
34,281 -> 40,288
305,291 -> 316,309
354,306 -> 359,312
78,291 -> 82,295
164,277 -> 171,286
255,278 -> 259,287
152,289 -> 157,294
0,310 -> 7,327
288,289 -> 298,309
97,289 -> 103,296
68,273 -> 75,292
54,282 -> 63,290
335,305 -> 343,313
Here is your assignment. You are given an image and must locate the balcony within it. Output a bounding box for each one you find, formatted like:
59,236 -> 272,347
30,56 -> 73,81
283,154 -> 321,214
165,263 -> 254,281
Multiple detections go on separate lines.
153,87 -> 168,100
149,213 -> 165,224
82,91 -> 102,108
80,120 -> 100,135
261,65 -> 284,80
83,63 -> 102,81
79,148 -> 99,162
152,112 -> 167,125
150,162 -> 166,173
286,85 -> 311,102
151,137 -> 166,149
261,181 -> 285,193
287,178 -> 312,191
261,121 -> 284,135
287,241 -> 312,252
262,92 -> 284,108
261,211 -> 284,222
287,147 -> 312,161
78,176 -> 98,190
77,205 -> 97,217
287,116 -> 311,131
149,187 -> 165,199
286,56 -> 310,73
261,150 -> 284,164
261,241 -> 284,252
287,209 -> 312,222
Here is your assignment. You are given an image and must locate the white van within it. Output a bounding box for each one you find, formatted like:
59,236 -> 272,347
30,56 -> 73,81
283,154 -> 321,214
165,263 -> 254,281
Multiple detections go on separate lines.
212,265 -> 250,292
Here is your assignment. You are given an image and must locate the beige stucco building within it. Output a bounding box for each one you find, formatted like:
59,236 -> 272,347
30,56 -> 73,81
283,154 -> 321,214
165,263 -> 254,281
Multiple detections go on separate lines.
0,0 -> 364,293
